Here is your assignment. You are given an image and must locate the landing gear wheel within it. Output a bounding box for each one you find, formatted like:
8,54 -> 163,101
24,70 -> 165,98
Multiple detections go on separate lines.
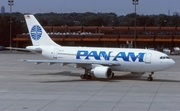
80,74 -> 85,79
86,75 -> 92,80
111,73 -> 114,78
147,77 -> 153,81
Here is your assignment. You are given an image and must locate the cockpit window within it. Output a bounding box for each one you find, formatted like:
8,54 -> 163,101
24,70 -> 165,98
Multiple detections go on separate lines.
166,57 -> 170,59
160,56 -> 170,59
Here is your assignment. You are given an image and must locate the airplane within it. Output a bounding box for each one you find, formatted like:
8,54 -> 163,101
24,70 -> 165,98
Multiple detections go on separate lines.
8,15 -> 175,81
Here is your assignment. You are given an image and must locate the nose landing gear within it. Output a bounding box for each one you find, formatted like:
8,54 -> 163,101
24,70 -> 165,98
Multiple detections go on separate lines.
147,72 -> 154,81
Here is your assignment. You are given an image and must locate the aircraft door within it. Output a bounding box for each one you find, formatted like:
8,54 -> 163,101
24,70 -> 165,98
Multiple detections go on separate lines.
145,53 -> 152,64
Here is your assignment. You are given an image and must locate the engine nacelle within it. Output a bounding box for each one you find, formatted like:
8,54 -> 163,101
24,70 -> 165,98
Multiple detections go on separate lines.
92,66 -> 113,79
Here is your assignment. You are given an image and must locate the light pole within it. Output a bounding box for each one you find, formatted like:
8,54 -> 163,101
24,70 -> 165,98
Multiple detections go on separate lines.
132,0 -> 138,48
8,0 -> 14,52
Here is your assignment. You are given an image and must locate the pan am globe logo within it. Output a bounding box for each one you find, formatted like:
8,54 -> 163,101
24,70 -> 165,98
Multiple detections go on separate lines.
31,25 -> 42,41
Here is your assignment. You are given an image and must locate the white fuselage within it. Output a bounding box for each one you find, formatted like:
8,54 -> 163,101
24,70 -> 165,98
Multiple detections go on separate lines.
38,45 -> 175,73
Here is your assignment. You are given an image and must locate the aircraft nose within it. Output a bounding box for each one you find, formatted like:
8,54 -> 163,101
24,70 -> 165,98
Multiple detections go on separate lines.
160,58 -> 175,70
170,59 -> 175,66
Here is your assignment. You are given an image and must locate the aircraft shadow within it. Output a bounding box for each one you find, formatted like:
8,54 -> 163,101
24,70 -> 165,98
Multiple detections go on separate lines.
30,71 -> 80,77
30,71 -> 180,83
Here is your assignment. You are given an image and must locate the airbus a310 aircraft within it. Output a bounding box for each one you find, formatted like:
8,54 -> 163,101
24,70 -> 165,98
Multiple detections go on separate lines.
12,15 -> 175,81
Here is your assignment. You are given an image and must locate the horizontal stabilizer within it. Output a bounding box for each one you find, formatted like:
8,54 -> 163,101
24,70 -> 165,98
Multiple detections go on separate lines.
5,47 -> 42,54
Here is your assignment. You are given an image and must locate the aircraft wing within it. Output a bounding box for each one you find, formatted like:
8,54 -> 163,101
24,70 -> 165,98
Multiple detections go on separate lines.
21,59 -> 121,66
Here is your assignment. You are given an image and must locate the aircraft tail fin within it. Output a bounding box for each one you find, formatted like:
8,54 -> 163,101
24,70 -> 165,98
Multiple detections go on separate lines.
24,15 -> 59,46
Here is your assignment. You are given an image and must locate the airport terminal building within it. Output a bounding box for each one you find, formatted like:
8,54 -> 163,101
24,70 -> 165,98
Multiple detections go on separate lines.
14,26 -> 180,51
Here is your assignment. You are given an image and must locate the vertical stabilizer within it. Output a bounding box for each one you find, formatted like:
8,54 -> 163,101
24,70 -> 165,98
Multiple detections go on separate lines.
24,15 -> 59,46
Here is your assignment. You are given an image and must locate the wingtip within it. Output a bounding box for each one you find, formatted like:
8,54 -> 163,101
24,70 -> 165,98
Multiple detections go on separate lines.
19,59 -> 26,62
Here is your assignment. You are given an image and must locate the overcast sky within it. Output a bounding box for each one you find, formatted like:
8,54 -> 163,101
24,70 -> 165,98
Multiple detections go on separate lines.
0,0 -> 180,15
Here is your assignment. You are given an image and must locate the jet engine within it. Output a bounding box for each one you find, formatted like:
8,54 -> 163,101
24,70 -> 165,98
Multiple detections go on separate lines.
92,66 -> 113,79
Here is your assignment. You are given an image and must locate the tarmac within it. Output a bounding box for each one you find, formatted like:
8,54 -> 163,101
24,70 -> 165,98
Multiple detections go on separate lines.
0,51 -> 180,111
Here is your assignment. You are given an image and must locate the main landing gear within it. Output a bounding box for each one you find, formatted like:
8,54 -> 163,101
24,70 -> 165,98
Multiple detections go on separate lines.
80,74 -> 92,80
147,72 -> 154,81
80,69 -> 93,80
